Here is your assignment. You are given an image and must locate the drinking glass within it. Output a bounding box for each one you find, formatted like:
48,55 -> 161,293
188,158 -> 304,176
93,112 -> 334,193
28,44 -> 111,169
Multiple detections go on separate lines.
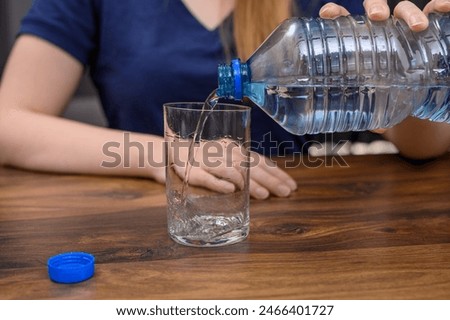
164,102 -> 251,247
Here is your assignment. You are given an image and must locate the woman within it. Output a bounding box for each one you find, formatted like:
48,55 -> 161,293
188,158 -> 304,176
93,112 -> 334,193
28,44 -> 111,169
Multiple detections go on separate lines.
0,0 -> 449,199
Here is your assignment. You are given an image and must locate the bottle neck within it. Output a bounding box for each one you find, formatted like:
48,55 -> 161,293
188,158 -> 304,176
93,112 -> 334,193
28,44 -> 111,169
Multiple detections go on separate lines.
217,59 -> 250,100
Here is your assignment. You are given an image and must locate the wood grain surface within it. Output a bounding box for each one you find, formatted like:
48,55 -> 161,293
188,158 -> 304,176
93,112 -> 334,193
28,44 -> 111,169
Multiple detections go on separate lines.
0,154 -> 449,299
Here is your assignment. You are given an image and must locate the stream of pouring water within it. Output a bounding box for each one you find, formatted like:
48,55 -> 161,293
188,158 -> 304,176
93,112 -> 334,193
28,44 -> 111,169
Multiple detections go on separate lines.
181,89 -> 220,200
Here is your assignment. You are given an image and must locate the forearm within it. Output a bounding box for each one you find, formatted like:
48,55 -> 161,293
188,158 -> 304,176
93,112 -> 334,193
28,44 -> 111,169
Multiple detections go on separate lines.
0,36 -> 165,180
383,117 -> 450,159
0,108 -> 165,182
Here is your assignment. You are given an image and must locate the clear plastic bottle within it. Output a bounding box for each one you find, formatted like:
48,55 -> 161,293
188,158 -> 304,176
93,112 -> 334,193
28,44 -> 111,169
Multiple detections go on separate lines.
217,13 -> 450,135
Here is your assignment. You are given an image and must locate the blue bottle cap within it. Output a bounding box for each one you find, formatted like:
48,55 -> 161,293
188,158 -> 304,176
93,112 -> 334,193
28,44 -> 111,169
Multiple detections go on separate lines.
232,59 -> 243,100
47,252 -> 95,284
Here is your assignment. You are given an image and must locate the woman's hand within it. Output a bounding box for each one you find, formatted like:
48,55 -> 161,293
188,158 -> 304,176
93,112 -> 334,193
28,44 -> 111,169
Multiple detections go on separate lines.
168,139 -> 297,200
248,152 -> 297,199
320,0 -> 450,31
318,1 -> 450,159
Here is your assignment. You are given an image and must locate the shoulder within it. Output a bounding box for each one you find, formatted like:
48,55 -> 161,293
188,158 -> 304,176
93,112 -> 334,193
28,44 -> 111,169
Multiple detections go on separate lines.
19,0 -> 102,65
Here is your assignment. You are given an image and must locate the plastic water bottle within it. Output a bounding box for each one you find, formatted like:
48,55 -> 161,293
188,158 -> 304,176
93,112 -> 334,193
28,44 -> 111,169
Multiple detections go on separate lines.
217,13 -> 450,135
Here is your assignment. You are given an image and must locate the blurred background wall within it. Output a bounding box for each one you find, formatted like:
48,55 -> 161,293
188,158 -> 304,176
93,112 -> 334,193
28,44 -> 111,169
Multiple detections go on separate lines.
0,0 -> 33,74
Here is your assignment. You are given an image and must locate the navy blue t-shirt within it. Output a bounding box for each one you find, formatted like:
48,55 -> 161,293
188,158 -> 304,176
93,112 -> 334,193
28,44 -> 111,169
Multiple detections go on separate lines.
19,0 -> 364,155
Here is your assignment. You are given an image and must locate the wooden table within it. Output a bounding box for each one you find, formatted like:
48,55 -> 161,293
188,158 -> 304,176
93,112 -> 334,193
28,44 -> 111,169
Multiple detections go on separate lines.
0,154 -> 449,299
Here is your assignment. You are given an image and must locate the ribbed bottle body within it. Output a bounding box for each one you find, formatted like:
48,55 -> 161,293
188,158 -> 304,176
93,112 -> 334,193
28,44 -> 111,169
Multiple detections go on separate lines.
244,83 -> 449,135
220,14 -> 450,135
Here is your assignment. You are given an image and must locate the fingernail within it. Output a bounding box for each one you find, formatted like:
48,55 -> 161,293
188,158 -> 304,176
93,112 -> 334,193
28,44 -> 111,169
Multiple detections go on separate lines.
319,5 -> 331,17
277,185 -> 291,197
287,180 -> 297,191
255,187 -> 269,199
222,183 -> 235,193
319,7 -> 328,14
410,15 -> 427,27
